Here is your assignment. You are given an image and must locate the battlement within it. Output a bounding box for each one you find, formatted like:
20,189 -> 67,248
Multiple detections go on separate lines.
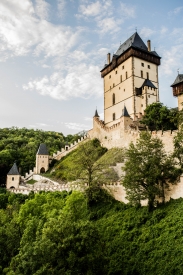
52,135 -> 88,160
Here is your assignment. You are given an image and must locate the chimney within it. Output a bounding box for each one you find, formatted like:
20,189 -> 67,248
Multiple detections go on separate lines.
147,40 -> 151,52
107,53 -> 111,64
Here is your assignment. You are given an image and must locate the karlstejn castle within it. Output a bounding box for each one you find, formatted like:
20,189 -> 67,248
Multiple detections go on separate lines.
6,32 -> 183,203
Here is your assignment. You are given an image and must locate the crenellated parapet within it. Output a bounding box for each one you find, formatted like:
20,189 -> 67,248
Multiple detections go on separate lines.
52,135 -> 88,160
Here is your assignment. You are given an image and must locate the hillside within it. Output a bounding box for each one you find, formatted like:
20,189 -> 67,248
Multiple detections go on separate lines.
1,188 -> 183,274
0,127 -> 82,186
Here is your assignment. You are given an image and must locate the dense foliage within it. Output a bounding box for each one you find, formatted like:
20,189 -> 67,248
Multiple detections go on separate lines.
140,102 -> 178,130
1,189 -> 183,274
0,127 -> 82,186
122,132 -> 181,211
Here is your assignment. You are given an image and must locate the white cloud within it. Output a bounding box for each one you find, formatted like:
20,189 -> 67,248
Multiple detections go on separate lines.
64,122 -> 91,131
57,0 -> 66,18
120,2 -> 135,18
160,26 -> 168,35
0,0 -> 82,59
160,44 -> 183,75
23,64 -> 103,100
79,1 -> 101,17
84,116 -> 93,121
140,27 -> 155,38
34,0 -> 50,20
97,17 -> 122,34
168,6 -> 183,15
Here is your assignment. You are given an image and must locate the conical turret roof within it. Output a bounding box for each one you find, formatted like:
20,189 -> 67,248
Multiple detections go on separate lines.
94,109 -> 99,117
171,74 -> 183,87
7,162 -> 19,175
121,106 -> 130,117
37,144 -> 49,155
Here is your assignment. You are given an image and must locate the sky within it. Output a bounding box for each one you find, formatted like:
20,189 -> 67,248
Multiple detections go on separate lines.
0,0 -> 183,135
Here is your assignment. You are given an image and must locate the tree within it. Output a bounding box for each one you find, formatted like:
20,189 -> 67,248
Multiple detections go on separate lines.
140,102 -> 178,131
65,139 -> 118,187
122,132 -> 181,211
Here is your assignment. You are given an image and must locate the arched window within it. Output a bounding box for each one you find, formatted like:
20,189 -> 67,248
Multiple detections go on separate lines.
112,93 -> 115,105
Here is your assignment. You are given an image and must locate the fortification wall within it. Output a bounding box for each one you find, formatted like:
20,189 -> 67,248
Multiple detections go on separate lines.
88,117 -> 176,153
52,135 -> 88,160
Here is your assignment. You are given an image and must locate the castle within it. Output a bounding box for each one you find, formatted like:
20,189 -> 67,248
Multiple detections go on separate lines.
6,32 -> 183,202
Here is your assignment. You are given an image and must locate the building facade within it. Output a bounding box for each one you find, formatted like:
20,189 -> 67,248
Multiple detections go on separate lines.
35,144 -> 49,174
171,74 -> 183,110
101,32 -> 161,127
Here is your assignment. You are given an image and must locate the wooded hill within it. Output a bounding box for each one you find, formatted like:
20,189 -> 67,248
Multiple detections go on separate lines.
1,188 -> 183,275
0,127 -> 82,186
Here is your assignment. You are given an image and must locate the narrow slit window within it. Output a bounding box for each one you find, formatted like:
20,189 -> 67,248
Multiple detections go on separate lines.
112,93 -> 115,105
147,72 -> 149,79
141,70 -> 143,78
113,113 -> 116,121
126,72 -> 128,79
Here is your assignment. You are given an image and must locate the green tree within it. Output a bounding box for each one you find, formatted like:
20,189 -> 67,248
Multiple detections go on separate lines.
140,102 -> 178,131
122,132 -> 180,211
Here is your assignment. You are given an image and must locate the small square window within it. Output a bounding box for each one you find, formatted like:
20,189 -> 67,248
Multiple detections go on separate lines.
141,63 -> 144,67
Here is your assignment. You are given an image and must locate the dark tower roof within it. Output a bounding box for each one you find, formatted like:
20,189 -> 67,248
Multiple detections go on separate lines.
121,106 -> 130,117
7,162 -> 19,175
141,79 -> 157,89
37,144 -> 49,155
171,74 -> 183,87
115,32 -> 159,57
94,109 -> 99,117
116,32 -> 147,55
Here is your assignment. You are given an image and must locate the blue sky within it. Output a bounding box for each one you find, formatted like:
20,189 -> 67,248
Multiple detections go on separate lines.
0,0 -> 183,135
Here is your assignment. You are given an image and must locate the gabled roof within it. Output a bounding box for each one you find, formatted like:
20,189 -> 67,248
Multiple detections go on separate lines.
171,74 -> 183,87
7,162 -> 19,175
94,109 -> 99,117
141,79 -> 157,89
115,32 -> 160,58
37,144 -> 49,155
121,106 -> 130,117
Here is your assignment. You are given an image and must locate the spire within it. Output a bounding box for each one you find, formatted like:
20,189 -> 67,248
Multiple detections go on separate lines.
121,105 -> 130,117
7,162 -> 19,175
37,144 -> 49,155
94,109 -> 99,117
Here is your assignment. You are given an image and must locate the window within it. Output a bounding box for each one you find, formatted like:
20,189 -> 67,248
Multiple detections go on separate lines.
122,65 -> 124,69
141,104 -> 143,107
120,75 -> 122,82
119,87 -> 121,90
147,72 -> 149,79
141,70 -> 143,78
112,93 -> 115,105
113,113 -> 116,121
42,161 -> 44,163
110,86 -> 111,89
148,95 -> 150,98
113,83 -> 115,87
115,71 -> 117,74
12,177 -> 14,181
124,89 -> 125,92
141,63 -> 144,67
126,72 -> 128,79
109,75 -> 111,79
148,65 -> 150,69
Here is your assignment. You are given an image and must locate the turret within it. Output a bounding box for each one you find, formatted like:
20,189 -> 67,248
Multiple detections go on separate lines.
35,144 -> 49,174
171,74 -> 183,110
6,162 -> 20,189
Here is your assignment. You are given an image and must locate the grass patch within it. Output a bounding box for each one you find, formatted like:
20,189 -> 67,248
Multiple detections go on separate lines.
26,179 -> 37,184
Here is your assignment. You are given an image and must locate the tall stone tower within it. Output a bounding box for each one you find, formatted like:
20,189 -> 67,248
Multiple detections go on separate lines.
100,32 -> 161,127
171,74 -> 183,110
35,144 -> 49,174
6,162 -> 20,189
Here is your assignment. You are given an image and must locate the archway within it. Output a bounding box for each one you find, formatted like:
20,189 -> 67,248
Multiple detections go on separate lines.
10,186 -> 15,189
40,167 -> 45,174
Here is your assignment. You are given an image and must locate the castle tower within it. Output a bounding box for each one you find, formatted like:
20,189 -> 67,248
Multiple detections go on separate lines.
120,105 -> 133,130
101,32 -> 161,127
171,74 -> 183,110
6,162 -> 20,189
35,144 -> 49,174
